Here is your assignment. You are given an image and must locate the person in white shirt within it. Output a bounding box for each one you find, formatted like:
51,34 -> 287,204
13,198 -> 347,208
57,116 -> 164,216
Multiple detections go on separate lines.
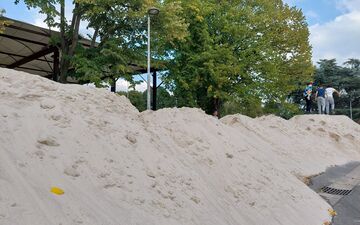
325,85 -> 340,114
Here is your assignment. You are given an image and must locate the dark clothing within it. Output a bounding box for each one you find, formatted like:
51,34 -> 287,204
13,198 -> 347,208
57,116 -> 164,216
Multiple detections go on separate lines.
305,97 -> 312,112
303,84 -> 313,113
317,87 -> 325,98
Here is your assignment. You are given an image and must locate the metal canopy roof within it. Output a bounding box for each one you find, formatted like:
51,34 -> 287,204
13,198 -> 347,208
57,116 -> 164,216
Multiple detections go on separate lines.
0,17 -> 165,110
0,17 -> 92,80
0,16 -> 162,98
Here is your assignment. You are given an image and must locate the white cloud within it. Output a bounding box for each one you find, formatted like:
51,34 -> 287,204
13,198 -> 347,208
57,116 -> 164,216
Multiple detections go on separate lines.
30,8 -> 57,30
30,0 -> 93,37
283,0 -> 360,64
115,79 -> 129,92
305,10 -> 319,20
336,0 -> 360,12
119,79 -> 148,92
283,0 -> 305,6
34,17 -> 60,31
135,82 -> 148,92
84,79 -> 148,93
309,8 -> 360,64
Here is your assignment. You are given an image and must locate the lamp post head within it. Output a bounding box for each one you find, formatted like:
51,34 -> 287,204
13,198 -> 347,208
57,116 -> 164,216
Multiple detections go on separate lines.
148,7 -> 160,15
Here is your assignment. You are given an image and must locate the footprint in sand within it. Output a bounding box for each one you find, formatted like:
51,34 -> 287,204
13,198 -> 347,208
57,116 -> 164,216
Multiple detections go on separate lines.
125,132 -> 137,144
37,135 -> 60,147
328,132 -> 341,142
40,99 -> 56,110
190,196 -> 200,204
64,166 -> 80,177
344,133 -> 355,140
317,127 -> 326,132
33,150 -> 45,159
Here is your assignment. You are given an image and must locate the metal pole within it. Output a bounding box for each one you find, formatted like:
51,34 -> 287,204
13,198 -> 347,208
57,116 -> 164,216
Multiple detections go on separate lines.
110,77 -> 116,92
147,15 -> 151,110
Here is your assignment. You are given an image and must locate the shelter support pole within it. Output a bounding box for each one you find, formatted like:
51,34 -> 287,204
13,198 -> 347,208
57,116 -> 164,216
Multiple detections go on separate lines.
110,78 -> 116,92
53,47 -> 59,81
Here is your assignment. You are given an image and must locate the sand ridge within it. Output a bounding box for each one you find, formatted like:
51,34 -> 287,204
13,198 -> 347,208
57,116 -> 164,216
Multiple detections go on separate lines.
0,68 -> 359,225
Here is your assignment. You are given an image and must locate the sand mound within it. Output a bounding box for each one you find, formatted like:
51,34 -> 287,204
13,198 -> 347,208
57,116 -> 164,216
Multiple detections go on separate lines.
223,113 -> 360,176
1,68 -> 360,225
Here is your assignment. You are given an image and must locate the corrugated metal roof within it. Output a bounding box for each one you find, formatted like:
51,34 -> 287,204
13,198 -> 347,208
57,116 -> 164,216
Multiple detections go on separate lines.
0,16 -> 92,80
0,17 -> 163,85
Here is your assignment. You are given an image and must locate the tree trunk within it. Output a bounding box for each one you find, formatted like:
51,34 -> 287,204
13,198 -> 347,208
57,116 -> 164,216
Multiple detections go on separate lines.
212,97 -> 220,118
59,3 -> 82,83
91,27 -> 99,49
59,0 -> 67,83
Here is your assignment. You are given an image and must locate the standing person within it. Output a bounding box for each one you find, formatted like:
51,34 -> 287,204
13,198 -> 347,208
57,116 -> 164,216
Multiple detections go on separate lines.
325,84 -> 340,115
315,84 -> 326,114
303,82 -> 313,113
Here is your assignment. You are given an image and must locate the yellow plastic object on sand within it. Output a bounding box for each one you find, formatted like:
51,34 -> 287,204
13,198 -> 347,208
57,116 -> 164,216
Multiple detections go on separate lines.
51,187 -> 65,195
328,208 -> 337,217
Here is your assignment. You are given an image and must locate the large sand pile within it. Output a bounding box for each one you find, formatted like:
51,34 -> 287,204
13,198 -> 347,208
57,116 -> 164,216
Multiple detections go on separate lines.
0,68 -> 359,225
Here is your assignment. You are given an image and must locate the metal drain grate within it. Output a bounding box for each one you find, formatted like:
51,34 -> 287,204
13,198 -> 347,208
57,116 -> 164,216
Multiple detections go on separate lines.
321,186 -> 352,195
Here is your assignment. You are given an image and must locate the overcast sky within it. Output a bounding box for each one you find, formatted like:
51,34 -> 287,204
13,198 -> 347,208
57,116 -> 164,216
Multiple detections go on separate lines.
284,0 -> 360,65
1,0 -> 360,90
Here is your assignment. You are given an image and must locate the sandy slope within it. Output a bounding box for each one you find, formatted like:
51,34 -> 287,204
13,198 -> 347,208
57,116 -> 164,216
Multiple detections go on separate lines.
0,68 -> 359,225
222,114 -> 360,176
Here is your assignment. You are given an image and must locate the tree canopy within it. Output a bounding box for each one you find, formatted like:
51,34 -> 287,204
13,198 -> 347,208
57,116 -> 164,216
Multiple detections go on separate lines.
15,0 -> 188,84
71,0 -> 188,87
118,87 -> 176,112
0,9 -> 5,33
164,0 -> 312,116
314,58 -> 360,121
12,0 -> 318,118
0,9 -> 11,34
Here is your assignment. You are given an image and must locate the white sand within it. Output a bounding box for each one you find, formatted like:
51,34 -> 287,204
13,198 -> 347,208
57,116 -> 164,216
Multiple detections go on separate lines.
0,67 -> 359,225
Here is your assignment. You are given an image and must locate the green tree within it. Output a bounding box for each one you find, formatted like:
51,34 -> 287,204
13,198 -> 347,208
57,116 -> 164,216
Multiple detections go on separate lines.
118,85 -> 175,112
344,58 -> 360,77
0,9 -> 11,33
118,90 -> 147,112
15,0 -> 86,83
165,0 -> 313,116
71,0 -> 188,87
0,9 -> 5,33
344,58 -> 360,70
156,86 -> 176,109
314,58 -> 360,120
315,59 -> 341,84
15,0 -> 188,84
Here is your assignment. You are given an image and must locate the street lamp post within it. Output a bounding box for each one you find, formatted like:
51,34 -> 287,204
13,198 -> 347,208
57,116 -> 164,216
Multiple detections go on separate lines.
147,7 -> 160,110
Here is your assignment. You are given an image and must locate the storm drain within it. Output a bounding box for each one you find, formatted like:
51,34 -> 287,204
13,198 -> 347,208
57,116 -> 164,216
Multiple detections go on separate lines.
322,186 -> 352,196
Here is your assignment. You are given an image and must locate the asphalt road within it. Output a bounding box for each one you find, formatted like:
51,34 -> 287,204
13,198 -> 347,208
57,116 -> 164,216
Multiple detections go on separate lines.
310,161 -> 360,225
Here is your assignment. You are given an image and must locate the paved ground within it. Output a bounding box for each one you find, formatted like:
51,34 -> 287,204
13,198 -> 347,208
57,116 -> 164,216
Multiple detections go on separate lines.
333,185 -> 360,224
310,161 -> 360,225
